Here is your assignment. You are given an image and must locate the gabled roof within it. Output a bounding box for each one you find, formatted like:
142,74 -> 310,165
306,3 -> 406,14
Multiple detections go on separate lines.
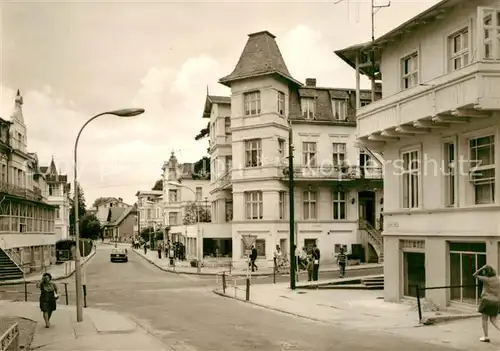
219,30 -> 302,87
203,95 -> 231,118
103,206 -> 136,227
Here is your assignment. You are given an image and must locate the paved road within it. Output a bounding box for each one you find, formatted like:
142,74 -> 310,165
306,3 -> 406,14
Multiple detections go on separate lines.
2,244 -> 457,350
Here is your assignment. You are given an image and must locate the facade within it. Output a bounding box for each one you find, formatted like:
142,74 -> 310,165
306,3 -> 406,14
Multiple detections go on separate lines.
102,206 -> 137,242
0,90 -> 57,279
162,152 -> 213,258
335,0 -> 500,308
93,197 -> 130,225
40,158 -> 71,242
136,190 -> 163,233
207,30 -> 384,267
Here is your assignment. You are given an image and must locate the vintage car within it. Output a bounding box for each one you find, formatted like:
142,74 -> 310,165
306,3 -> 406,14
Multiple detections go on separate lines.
110,247 -> 128,262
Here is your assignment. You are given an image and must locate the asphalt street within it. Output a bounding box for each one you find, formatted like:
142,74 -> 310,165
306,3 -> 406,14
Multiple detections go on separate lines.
1,244 -> 458,350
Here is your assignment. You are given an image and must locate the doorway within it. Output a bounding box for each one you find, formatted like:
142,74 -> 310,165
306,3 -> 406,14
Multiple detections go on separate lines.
403,251 -> 426,298
358,191 -> 376,226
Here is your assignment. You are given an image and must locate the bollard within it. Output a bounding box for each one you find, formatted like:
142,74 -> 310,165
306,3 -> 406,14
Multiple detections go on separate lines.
24,281 -> 27,302
273,259 -> 276,284
83,285 -> 87,308
245,278 -> 250,301
222,272 -> 227,294
63,283 -> 69,305
416,285 -> 422,322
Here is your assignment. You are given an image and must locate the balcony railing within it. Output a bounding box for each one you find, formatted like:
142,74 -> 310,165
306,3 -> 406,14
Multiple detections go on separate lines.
218,170 -> 232,189
281,165 -> 383,180
0,181 -> 44,201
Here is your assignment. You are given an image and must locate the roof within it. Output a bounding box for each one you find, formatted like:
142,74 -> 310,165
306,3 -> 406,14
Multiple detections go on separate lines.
219,30 -> 302,87
334,0 -> 459,77
203,95 -> 231,118
104,206 -> 136,227
135,190 -> 163,196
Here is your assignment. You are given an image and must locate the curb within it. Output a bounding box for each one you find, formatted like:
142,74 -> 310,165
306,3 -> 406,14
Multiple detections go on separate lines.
132,249 -> 382,277
212,288 -> 325,323
0,249 -> 97,286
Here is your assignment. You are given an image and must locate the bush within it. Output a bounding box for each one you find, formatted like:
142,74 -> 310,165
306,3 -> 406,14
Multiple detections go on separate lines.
55,238 -> 93,261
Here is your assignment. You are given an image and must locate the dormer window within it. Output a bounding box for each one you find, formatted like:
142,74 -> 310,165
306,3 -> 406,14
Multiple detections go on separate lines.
479,8 -> 500,60
332,100 -> 347,121
301,98 -> 315,119
244,91 -> 261,116
277,91 -> 285,116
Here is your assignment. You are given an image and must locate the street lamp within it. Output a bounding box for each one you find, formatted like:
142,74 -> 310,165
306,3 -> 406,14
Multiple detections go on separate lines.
73,108 -> 145,322
167,181 -> 202,273
287,120 -> 296,290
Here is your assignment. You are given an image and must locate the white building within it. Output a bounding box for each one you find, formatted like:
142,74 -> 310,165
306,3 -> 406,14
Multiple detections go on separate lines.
135,190 -> 163,233
40,158 -> 71,242
335,0 -> 500,308
93,197 -> 130,225
206,30 -> 384,267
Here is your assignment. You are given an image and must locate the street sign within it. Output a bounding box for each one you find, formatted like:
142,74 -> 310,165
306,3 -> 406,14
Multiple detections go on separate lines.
241,234 -> 257,255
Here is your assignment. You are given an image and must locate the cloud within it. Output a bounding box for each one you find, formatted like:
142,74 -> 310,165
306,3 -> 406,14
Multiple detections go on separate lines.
0,52 -> 229,205
280,24 -> 371,89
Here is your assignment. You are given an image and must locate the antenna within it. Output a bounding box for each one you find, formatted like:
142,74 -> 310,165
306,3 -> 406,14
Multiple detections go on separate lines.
371,0 -> 391,42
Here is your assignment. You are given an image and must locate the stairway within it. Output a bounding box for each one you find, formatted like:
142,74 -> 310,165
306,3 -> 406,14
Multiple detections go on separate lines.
0,248 -> 23,281
361,276 -> 384,289
359,219 -> 384,263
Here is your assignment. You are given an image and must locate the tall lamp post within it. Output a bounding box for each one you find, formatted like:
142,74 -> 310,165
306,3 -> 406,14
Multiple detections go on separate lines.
73,107 -> 145,322
287,121 -> 296,290
167,181 -> 201,273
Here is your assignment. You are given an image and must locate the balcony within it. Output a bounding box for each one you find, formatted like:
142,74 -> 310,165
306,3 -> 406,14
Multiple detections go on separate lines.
280,165 -> 383,187
211,170 -> 232,194
357,62 -> 500,143
0,182 -> 43,202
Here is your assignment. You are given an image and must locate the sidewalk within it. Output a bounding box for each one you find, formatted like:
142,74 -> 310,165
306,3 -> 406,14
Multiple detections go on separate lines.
0,247 -> 96,286
214,282 -> 490,350
0,301 -> 169,350
133,247 -> 382,276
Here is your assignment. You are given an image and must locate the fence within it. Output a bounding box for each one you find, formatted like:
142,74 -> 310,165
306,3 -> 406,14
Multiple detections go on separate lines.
414,284 -> 479,323
0,280 -> 89,308
0,322 -> 19,351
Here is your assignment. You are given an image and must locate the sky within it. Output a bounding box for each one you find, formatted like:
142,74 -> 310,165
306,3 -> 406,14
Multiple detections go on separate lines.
0,0 -> 440,206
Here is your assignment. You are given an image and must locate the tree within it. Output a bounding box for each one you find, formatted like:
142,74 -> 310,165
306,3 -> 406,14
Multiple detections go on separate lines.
152,179 -> 163,191
183,202 -> 211,225
69,184 -> 87,235
192,156 -> 210,180
194,121 -> 209,141
92,197 -> 114,208
80,214 -> 101,240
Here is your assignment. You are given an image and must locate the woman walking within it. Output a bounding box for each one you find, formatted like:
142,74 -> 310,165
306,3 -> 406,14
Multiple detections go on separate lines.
37,273 -> 58,328
473,264 -> 500,342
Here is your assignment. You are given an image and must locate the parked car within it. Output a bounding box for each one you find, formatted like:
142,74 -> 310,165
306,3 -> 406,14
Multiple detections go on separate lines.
110,248 -> 128,263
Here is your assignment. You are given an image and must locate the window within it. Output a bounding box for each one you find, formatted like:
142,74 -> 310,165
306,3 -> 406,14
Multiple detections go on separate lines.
245,139 -> 262,167
168,189 -> 178,202
332,143 -> 346,167
168,212 -> 179,226
56,208 -> 60,219
332,191 -> 347,220
225,200 -> 233,222
277,91 -> 285,116
196,187 -> 202,201
449,28 -> 469,71
301,98 -> 315,119
211,201 -> 218,222
303,190 -> 317,220
224,117 -> 231,134
302,142 -> 317,167
479,7 -> 500,60
0,160 -> 6,183
244,91 -> 261,116
209,122 -> 215,142
360,101 -> 370,107
469,135 -> 495,204
443,141 -> 456,206
450,242 -> 486,305
401,150 -> 420,208
401,52 -> 418,90
279,191 -> 286,220
245,191 -> 263,220
246,238 -> 265,257
332,100 -> 347,120
278,139 -> 285,161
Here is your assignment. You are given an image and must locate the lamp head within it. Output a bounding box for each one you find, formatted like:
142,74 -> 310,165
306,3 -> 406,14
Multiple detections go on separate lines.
167,181 -> 181,187
108,108 -> 145,117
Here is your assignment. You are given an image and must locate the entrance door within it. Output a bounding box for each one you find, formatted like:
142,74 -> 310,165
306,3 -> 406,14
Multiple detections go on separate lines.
358,191 -> 376,226
403,252 -> 426,297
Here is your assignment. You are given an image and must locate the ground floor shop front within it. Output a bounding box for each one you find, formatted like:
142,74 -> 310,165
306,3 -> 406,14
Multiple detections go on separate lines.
384,235 -> 498,309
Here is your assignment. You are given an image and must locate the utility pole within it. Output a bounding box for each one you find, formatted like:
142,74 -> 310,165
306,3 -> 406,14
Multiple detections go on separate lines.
288,122 -> 296,290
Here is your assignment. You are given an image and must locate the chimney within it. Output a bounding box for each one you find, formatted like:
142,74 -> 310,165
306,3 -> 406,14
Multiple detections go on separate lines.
118,197 -> 123,202
305,78 -> 316,87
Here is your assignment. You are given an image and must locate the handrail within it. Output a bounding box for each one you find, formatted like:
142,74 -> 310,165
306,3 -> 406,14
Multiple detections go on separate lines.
0,322 -> 19,351
358,219 -> 383,248
0,237 -> 24,271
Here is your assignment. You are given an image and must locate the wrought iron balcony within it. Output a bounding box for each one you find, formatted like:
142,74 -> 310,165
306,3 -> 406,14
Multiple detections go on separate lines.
281,165 -> 383,181
0,181 -> 44,202
218,170 -> 232,189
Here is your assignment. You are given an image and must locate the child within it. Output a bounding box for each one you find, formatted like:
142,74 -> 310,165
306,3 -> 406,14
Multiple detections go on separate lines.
307,256 -> 314,281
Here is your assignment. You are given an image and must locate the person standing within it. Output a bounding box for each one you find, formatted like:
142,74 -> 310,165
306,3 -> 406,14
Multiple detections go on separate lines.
312,244 -> 320,281
337,247 -> 347,278
474,264 -> 500,342
157,241 -> 163,259
249,245 -> 258,272
306,256 -> 314,281
37,273 -> 58,328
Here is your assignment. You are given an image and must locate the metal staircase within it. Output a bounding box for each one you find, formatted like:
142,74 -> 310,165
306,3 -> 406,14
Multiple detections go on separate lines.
358,219 -> 384,263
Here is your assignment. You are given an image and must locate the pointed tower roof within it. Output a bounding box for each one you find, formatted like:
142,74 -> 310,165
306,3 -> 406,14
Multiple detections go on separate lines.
49,156 -> 58,176
11,89 -> 24,123
219,30 -> 302,87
